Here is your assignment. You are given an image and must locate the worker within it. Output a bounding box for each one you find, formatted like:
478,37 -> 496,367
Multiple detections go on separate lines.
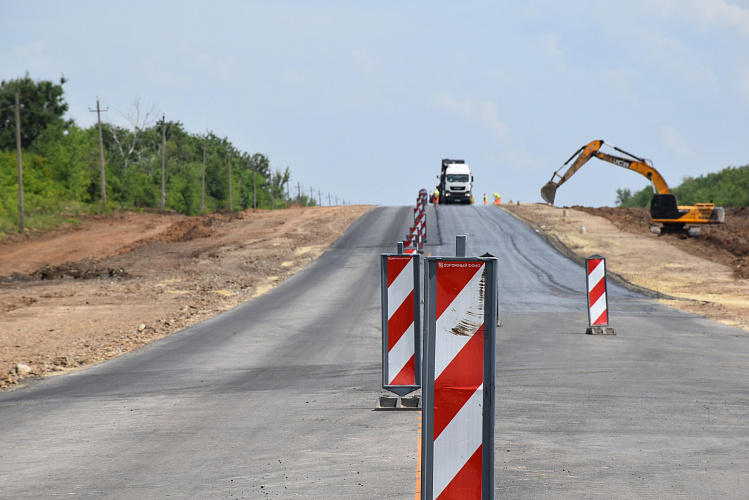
493,193 -> 501,205
432,187 -> 440,204
483,194 -> 487,205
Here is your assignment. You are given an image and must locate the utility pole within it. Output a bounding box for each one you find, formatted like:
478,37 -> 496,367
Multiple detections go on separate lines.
335,195 -> 338,206
296,182 -> 301,203
15,92 -> 24,233
228,146 -> 233,212
318,189 -> 321,207
270,169 -> 274,210
89,98 -> 108,205
201,138 -> 206,213
309,187 -> 314,206
160,115 -> 166,211
328,193 -> 331,206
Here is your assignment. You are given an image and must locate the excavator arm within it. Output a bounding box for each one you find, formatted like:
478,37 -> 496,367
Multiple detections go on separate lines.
541,139 -> 670,205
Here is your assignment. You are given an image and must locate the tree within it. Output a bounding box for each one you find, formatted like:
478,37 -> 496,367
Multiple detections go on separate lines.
107,97 -> 159,174
0,73 -> 70,150
615,188 -> 632,207
617,185 -> 653,208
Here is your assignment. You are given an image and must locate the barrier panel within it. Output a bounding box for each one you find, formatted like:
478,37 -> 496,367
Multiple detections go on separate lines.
419,189 -> 428,242
585,254 -> 615,335
405,215 -> 423,253
405,223 -> 422,253
422,241 -> 497,499
416,207 -> 426,245
380,249 -> 421,397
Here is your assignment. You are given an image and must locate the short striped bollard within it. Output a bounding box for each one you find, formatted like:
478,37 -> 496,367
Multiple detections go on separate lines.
585,254 -> 615,335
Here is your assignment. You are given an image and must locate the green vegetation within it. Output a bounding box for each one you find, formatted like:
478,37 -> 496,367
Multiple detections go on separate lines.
0,74 -> 317,234
617,165 -> 749,208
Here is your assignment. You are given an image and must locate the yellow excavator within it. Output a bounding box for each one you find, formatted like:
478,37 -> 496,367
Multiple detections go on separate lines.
541,140 -> 725,236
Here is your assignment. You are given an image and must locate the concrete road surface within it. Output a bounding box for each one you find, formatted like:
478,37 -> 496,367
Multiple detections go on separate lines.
1,205 -> 748,499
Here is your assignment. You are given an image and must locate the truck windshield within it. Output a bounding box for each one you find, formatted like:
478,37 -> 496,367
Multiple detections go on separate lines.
447,174 -> 469,182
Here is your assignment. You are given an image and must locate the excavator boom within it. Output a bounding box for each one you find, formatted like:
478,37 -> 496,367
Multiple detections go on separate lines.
541,140 -> 670,205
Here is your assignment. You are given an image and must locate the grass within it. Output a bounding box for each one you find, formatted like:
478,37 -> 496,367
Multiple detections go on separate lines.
0,201 -> 114,240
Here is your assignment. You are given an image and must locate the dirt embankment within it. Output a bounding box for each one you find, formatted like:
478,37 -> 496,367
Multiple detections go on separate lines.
0,205 -> 372,389
570,206 -> 749,280
503,204 -> 749,332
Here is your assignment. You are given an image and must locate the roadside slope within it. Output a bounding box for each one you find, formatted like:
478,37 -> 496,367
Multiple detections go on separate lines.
503,204 -> 749,332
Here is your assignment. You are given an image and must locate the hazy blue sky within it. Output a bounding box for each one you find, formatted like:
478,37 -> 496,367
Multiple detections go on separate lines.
3,1 -> 748,207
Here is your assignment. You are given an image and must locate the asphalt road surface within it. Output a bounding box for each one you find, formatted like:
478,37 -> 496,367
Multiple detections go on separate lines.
1,205 -> 748,499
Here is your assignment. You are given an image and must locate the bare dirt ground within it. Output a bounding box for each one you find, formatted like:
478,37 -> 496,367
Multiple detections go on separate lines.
503,204 -> 749,332
0,205 -> 371,390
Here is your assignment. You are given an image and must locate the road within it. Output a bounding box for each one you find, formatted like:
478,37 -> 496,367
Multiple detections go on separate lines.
1,205 -> 749,499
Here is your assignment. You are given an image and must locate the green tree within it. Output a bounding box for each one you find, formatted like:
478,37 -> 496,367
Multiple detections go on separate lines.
615,188 -> 632,206
30,121 -> 99,202
617,185 -> 653,208
0,77 -> 311,223
0,73 -> 70,150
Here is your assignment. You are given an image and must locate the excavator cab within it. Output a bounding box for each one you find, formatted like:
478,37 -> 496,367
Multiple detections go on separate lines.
650,193 -> 684,221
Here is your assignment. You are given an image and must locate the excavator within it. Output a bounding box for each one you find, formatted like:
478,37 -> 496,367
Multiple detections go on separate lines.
541,140 -> 725,236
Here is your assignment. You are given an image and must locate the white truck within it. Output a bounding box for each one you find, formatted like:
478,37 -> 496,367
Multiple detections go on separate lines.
436,159 -> 473,204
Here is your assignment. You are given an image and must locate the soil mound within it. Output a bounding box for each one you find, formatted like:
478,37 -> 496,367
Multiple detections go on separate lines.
572,206 -> 749,279
31,258 -> 130,280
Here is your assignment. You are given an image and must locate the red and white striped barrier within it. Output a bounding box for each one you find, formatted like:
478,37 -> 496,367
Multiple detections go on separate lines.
404,215 -> 424,253
380,252 -> 421,396
423,251 -> 497,499
416,206 -> 426,244
405,223 -> 421,253
585,254 -> 615,335
403,190 -> 428,253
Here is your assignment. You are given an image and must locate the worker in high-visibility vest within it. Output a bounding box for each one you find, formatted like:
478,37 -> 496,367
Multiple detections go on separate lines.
432,187 -> 440,204
493,193 -> 501,205
483,194 -> 488,205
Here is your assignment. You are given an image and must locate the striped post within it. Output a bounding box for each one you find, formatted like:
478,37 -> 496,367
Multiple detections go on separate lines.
423,252 -> 497,499
417,206 -> 427,244
406,222 -> 422,253
585,254 -> 615,335
380,252 -> 421,396
419,187 -> 428,242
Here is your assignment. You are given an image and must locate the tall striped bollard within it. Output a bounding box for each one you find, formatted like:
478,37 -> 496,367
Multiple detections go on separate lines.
378,243 -> 421,409
418,207 -> 427,244
422,237 -> 497,499
585,254 -> 615,335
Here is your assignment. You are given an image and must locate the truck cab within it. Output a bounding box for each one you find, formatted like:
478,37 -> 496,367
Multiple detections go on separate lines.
439,160 -> 473,204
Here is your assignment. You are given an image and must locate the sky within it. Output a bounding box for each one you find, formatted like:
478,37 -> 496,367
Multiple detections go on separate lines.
2,0 -> 749,207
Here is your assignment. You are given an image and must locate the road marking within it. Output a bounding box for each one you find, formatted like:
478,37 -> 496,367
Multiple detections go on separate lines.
415,411 -> 422,500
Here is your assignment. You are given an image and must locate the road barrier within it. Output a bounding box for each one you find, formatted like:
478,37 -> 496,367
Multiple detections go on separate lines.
418,189 -> 428,242
379,244 -> 422,407
416,207 -> 426,245
405,223 -> 422,254
378,191 -> 430,409
585,254 -> 615,335
422,236 -> 497,499
405,191 -> 428,253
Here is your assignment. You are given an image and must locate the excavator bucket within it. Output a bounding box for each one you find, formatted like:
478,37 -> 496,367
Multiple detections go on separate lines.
541,181 -> 558,205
